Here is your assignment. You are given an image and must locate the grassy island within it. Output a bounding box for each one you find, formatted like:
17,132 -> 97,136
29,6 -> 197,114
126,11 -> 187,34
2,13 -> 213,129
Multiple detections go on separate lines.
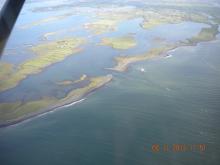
84,19 -> 121,34
0,38 -> 86,92
140,9 -> 210,29
84,7 -> 213,35
0,74 -> 113,127
108,23 -> 219,73
56,74 -> 88,86
185,24 -> 219,45
100,36 -> 137,50
84,7 -> 138,34
107,45 -> 176,72
57,74 -> 112,107
0,62 -> 14,80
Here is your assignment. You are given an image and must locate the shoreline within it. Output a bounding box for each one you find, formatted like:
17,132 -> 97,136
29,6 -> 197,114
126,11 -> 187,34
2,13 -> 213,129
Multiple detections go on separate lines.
106,45 -> 178,72
0,99 -> 86,129
0,75 -> 113,128
0,19 -> 219,128
107,24 -> 219,72
3,31 -> 218,128
0,38 -> 86,93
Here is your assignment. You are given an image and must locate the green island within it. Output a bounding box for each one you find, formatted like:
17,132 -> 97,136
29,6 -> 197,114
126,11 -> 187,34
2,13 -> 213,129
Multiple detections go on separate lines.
108,24 -> 219,72
140,9 -> 210,29
185,24 -> 219,45
56,74 -> 88,86
84,19 -> 123,34
100,35 -> 137,50
83,7 -> 138,34
0,38 -> 86,92
0,74 -> 113,127
1,5 -> 219,128
107,45 -> 177,72
0,62 -> 14,80
84,7 -> 213,34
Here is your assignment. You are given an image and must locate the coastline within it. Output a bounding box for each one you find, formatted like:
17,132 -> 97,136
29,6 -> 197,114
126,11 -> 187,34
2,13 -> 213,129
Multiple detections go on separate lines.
0,9 -> 219,128
0,75 -> 113,128
3,31 -> 218,128
0,99 -> 85,128
0,23 -> 219,128
106,45 -> 178,72
0,38 -> 86,92
107,24 -> 219,72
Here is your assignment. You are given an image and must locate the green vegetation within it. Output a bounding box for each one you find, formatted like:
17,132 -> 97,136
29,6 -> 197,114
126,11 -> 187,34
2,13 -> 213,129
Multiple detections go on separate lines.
84,7 -> 138,34
0,75 -> 112,126
0,98 -> 58,124
140,10 -> 210,29
107,45 -> 176,72
108,23 -> 219,73
84,19 -> 121,34
58,74 -> 112,106
1,5 -> 219,127
100,36 -> 137,50
0,62 -> 14,80
0,38 -> 86,92
186,24 -> 219,44
84,7 -> 212,34
56,74 -> 88,86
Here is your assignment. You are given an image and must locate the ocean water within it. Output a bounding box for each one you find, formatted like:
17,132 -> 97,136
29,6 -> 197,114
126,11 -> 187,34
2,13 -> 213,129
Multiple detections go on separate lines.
0,39 -> 220,165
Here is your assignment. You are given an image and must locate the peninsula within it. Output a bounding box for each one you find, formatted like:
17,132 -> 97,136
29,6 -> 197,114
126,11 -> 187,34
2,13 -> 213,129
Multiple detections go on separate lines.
0,74 -> 113,127
108,24 -> 219,72
0,38 -> 86,92
107,45 -> 176,72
